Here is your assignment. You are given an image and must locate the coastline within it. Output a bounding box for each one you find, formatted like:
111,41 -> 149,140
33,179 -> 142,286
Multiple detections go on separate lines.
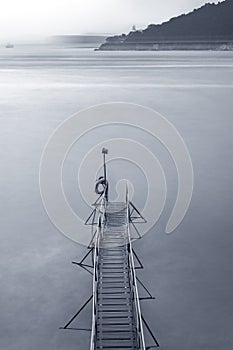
98,40 -> 233,51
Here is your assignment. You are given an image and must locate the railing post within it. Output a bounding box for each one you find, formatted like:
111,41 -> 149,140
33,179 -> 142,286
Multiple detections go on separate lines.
125,181 -> 146,350
89,187 -> 107,350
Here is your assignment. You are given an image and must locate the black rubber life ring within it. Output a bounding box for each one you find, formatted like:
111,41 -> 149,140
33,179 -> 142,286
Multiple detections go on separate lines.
95,178 -> 108,195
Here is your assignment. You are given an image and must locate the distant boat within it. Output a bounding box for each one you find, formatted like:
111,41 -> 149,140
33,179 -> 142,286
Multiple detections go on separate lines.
5,43 -> 14,48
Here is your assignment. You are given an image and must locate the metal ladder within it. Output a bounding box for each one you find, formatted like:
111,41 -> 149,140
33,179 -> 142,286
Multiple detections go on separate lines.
96,202 -> 137,349
91,199 -> 146,350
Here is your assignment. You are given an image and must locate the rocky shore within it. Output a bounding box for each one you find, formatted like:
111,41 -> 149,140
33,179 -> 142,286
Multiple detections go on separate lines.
98,40 -> 233,51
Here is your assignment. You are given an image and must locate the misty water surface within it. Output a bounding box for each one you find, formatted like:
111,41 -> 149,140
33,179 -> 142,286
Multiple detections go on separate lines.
0,44 -> 233,349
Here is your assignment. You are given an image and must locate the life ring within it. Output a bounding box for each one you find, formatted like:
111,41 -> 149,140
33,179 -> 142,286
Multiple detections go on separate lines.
95,177 -> 108,195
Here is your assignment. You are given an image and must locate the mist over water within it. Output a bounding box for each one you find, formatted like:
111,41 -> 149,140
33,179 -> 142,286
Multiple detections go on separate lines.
1,43 -> 233,349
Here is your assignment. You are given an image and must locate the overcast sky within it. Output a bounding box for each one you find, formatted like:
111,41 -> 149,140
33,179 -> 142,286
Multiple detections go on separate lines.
0,0 -> 223,40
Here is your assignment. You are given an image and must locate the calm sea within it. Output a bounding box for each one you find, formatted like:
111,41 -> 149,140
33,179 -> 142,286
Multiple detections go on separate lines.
1,44 -> 233,350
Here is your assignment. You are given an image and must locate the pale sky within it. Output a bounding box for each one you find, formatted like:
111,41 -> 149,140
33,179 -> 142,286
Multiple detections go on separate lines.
0,0 -> 223,40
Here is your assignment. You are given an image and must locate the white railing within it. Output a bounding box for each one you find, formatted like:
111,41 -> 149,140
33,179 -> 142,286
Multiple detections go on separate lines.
126,183 -> 146,350
89,190 -> 106,350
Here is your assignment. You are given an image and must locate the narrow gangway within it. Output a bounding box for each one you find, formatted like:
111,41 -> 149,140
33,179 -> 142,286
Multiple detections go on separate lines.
90,189 -> 146,350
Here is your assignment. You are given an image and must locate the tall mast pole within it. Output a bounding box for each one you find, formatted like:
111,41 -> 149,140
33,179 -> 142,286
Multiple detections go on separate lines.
102,148 -> 108,200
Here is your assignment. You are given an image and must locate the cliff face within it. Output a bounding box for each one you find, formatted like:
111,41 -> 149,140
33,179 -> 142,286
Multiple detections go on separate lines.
99,0 -> 233,50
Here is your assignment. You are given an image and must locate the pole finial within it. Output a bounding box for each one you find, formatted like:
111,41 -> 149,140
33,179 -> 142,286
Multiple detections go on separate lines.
102,147 -> 108,155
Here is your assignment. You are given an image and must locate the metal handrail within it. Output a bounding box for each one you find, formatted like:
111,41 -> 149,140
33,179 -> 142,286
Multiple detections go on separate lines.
89,190 -> 106,350
126,183 -> 146,350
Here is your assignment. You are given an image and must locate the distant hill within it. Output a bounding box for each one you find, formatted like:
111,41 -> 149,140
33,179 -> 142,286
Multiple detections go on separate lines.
99,0 -> 233,50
